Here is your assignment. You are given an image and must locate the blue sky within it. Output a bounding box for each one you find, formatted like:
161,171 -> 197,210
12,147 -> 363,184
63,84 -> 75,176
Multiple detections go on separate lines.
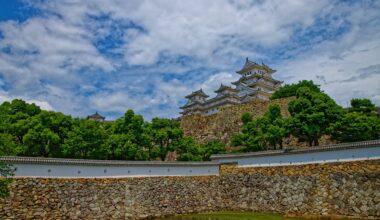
0,0 -> 379,120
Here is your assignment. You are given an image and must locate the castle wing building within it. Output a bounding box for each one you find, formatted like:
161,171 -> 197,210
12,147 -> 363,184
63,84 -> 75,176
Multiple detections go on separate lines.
181,58 -> 283,116
87,112 -> 106,122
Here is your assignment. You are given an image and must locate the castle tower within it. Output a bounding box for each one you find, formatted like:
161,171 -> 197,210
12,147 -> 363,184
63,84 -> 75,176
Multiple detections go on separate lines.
180,89 -> 209,115
180,58 -> 282,116
232,58 -> 282,102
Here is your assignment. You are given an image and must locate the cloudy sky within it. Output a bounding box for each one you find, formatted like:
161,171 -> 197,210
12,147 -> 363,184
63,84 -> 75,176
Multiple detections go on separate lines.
0,0 -> 379,120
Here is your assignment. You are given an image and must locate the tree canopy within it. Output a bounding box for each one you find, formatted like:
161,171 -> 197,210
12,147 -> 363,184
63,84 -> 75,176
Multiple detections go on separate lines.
0,99 -> 225,162
287,87 -> 343,146
232,104 -> 288,151
271,80 -> 321,100
329,99 -> 380,142
234,81 -> 379,150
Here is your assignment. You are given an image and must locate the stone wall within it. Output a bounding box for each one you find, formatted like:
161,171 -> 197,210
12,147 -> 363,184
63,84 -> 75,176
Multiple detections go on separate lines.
219,160 -> 380,219
180,97 -> 335,148
1,160 -> 379,219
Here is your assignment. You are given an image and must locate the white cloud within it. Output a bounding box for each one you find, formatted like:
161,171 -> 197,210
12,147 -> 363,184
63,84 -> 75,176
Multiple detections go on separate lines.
117,0 -> 329,65
29,0 -> 329,66
199,72 -> 240,97
0,0 -> 379,121
276,2 -> 380,107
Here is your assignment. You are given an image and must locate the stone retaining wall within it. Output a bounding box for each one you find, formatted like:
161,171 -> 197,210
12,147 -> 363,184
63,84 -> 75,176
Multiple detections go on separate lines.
219,160 -> 380,219
180,97 -> 336,148
1,160 -> 379,219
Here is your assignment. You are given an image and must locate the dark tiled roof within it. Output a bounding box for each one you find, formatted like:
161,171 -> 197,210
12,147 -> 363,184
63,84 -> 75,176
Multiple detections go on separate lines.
0,156 -> 219,167
214,84 -> 238,93
211,139 -> 380,160
87,112 -> 105,119
236,58 -> 276,74
185,89 -> 209,99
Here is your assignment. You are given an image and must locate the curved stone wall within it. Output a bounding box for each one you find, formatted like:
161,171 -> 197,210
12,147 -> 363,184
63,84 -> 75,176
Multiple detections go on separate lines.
0,157 -> 219,178
211,141 -> 380,167
1,159 -> 379,219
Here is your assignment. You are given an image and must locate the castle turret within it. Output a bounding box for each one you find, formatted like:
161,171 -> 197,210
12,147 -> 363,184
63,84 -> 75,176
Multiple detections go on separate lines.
232,58 -> 282,101
180,89 -> 209,115
214,84 -> 239,97
87,112 -> 105,122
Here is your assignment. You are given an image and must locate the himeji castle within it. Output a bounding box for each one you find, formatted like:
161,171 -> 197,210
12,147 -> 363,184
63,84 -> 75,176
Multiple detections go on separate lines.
180,58 -> 283,116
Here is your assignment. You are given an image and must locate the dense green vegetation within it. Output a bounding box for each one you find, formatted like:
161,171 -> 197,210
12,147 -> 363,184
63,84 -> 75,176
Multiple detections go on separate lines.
0,162 -> 13,198
329,99 -> 380,142
231,105 -> 288,151
0,99 -> 225,161
233,81 -> 380,150
156,211 -> 302,220
270,80 -> 321,100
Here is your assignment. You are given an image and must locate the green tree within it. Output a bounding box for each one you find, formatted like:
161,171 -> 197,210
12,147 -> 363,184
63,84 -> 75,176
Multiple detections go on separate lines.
150,118 -> 183,161
62,119 -> 108,159
104,133 -> 148,160
271,80 -> 321,100
287,87 -> 343,146
349,98 -> 376,116
37,111 -> 72,144
200,140 -> 225,161
329,99 -> 380,142
9,99 -> 41,116
0,133 -> 21,156
232,116 -> 268,152
23,126 -> 60,157
262,105 -> 288,149
0,162 -> 14,198
232,105 -> 288,151
176,137 -> 202,161
107,109 -> 150,160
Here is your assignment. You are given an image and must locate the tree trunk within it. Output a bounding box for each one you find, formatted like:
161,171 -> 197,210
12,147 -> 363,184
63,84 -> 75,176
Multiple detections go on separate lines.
314,138 -> 319,146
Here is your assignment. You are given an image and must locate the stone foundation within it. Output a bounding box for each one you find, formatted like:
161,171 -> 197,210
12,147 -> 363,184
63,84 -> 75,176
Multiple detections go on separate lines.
180,97 -> 336,148
1,160 -> 379,219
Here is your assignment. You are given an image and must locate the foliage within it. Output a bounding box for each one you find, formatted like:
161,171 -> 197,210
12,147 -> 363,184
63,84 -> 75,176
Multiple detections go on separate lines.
287,87 -> 343,146
234,84 -> 379,151
200,140 -> 226,161
329,99 -> 380,142
149,118 -> 183,161
232,104 -> 288,151
0,99 -> 224,162
62,119 -> 108,159
349,98 -> 376,116
176,138 -> 225,161
106,110 -> 149,160
0,162 -> 14,198
176,137 -> 203,161
2,93 -> 378,162
271,80 -> 321,100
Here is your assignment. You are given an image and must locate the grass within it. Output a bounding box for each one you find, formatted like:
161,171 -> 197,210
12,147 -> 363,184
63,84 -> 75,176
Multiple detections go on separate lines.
158,211 -> 302,220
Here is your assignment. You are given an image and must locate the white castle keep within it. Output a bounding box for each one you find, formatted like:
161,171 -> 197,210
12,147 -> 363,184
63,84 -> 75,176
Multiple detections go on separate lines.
180,58 -> 283,116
